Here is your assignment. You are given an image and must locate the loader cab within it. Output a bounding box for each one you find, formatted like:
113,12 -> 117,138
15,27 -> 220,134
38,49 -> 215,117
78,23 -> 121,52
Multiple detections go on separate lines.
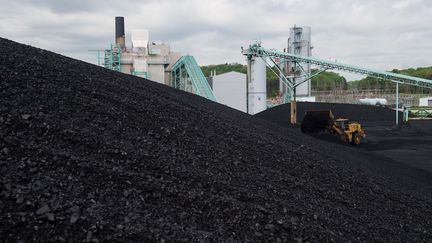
335,118 -> 349,131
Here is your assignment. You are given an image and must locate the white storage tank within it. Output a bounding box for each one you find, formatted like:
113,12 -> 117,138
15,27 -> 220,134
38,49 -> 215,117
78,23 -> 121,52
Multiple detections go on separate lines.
376,98 -> 387,106
419,97 -> 432,106
296,96 -> 316,102
248,57 -> 267,115
358,98 -> 387,106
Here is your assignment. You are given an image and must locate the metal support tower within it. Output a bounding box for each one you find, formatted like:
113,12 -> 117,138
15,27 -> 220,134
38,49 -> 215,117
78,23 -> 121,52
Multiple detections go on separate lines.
171,55 -> 217,101
242,43 -> 432,124
104,43 -> 121,71
285,26 -> 312,98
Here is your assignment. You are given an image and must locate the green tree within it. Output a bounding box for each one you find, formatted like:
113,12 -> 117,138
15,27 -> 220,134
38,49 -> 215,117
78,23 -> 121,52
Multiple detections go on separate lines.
347,66 -> 432,94
311,70 -> 347,91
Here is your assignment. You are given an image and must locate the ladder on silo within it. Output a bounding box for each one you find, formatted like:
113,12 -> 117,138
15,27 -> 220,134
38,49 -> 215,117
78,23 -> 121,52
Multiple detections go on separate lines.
171,55 -> 217,102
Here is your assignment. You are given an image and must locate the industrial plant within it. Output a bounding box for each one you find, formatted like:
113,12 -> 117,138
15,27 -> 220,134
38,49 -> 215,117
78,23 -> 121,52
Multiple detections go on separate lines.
105,16 -> 182,85
2,10 -> 432,242
101,17 -> 432,124
101,18 -> 319,115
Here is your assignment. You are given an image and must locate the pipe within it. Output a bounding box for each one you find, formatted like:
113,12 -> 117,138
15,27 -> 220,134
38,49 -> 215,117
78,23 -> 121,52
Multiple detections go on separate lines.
246,58 -> 251,114
396,82 -> 399,125
115,16 -> 125,48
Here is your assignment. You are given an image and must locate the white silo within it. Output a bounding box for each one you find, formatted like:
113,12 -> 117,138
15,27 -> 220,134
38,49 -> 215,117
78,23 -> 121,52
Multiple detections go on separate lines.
248,57 -> 267,115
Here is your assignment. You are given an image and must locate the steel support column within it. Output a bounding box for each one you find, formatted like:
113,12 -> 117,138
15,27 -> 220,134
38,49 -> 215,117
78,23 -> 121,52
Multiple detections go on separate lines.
396,82 -> 399,125
291,87 -> 297,124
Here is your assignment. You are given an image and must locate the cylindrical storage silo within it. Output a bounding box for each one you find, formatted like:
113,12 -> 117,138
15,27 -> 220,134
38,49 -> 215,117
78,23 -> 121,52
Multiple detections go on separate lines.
248,57 -> 267,115
376,98 -> 387,106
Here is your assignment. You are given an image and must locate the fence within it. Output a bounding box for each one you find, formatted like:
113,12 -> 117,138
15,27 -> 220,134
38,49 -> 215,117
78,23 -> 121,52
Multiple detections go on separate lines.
311,89 -> 432,107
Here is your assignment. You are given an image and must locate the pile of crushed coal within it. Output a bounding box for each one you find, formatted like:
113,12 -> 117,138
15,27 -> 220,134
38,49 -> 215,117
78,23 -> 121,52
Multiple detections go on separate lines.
256,102 -> 403,127
1,38 -> 432,242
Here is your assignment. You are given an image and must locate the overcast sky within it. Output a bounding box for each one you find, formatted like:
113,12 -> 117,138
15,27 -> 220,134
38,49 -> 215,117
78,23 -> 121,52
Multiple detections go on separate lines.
1,0 -> 431,80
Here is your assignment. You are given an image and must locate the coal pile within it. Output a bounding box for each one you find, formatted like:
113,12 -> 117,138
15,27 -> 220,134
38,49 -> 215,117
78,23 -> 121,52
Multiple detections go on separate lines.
1,38 -> 432,242
256,102 -> 403,127
300,110 -> 335,133
256,101 -> 432,174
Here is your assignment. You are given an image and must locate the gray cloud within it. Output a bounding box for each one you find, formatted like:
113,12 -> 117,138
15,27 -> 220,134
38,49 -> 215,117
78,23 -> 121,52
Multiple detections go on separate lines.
1,0 -> 431,80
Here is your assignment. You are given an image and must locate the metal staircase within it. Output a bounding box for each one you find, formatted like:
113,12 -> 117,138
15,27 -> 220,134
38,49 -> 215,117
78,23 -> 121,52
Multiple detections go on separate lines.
171,55 -> 217,101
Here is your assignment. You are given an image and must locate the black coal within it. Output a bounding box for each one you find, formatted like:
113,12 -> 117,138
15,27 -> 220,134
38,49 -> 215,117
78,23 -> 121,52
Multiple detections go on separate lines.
256,102 -> 403,127
1,38 -> 432,242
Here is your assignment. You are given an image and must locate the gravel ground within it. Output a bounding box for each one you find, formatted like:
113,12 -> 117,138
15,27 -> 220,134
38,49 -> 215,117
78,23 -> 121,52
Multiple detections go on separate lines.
257,102 -> 432,174
1,38 -> 432,242
361,120 -> 432,173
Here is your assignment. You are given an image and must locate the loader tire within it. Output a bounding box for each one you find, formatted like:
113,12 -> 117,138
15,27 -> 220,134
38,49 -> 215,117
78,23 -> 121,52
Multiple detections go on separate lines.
351,132 -> 362,146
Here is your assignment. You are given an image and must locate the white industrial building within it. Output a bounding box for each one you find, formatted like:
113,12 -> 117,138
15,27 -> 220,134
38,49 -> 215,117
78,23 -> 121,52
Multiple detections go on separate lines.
107,17 -> 181,85
208,71 -> 247,112
419,97 -> 432,106
120,37 -> 181,85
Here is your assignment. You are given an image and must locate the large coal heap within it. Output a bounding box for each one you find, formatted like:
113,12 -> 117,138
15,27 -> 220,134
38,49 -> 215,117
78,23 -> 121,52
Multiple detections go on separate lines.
256,102 -> 403,127
1,38 -> 432,242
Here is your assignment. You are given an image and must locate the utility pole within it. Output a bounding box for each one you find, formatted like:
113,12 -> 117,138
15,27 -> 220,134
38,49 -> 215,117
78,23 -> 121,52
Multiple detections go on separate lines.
396,82 -> 399,125
291,87 -> 297,124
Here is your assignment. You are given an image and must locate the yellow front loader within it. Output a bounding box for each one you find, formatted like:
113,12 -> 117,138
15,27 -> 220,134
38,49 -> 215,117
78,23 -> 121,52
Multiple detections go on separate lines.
301,110 -> 366,146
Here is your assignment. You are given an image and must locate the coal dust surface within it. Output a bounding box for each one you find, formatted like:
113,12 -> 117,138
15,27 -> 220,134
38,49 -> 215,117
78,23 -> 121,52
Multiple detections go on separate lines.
257,102 -> 432,173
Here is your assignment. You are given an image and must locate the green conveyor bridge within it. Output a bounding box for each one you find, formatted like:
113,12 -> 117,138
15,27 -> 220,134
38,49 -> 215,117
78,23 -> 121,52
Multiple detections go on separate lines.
243,43 -> 432,124
171,55 -> 217,102
243,43 -> 432,89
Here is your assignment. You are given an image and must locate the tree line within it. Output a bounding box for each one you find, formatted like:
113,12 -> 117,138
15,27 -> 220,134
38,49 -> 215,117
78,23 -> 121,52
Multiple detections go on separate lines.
201,63 -> 432,95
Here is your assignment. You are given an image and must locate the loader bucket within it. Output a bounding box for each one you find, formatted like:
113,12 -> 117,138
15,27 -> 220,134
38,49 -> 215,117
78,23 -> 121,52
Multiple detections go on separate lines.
301,110 -> 335,133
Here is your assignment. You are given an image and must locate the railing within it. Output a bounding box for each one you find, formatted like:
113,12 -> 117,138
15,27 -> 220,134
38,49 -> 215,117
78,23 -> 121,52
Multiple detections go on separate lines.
404,106 -> 432,122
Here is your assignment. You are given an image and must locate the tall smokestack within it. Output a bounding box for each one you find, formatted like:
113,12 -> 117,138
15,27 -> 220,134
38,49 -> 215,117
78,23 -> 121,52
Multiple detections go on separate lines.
115,16 -> 125,48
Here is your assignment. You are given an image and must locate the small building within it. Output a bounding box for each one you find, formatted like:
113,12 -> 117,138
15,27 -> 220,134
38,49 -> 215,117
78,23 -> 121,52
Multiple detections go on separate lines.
419,97 -> 432,106
208,71 -> 247,112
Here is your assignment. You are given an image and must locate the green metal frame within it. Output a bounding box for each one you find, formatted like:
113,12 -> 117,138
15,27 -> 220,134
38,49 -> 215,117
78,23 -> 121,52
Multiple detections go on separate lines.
404,106 -> 432,122
243,43 -> 432,88
172,55 -> 217,101
104,43 -> 121,72
104,50 -> 111,69
242,42 -> 432,124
